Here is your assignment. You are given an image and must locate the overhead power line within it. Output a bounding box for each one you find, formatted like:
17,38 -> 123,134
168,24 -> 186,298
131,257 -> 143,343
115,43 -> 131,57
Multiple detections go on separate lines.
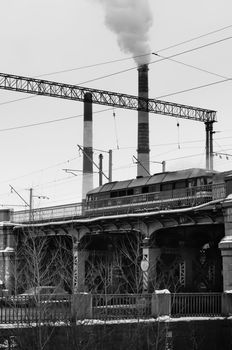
0,156 -> 81,185
156,53 -> 229,80
25,23 -> 232,79
156,24 -> 232,54
166,152 -> 205,162
72,35 -> 232,87
0,108 -> 114,132
153,51 -> 232,99
152,35 -> 232,64
156,78 -> 230,99
1,34 -> 232,108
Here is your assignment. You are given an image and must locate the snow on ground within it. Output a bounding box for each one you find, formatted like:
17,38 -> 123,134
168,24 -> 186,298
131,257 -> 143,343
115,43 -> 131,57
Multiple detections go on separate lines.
0,316 -> 231,328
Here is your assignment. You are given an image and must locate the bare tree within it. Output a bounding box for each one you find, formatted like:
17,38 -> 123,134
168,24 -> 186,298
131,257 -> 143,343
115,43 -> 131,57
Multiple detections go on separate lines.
8,226 -> 73,350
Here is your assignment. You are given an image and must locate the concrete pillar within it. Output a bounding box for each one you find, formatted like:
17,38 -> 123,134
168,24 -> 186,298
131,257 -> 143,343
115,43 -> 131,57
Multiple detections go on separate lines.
219,237 -> 232,291
219,196 -> 232,291
151,289 -> 171,317
71,293 -> 92,320
142,239 -> 161,292
73,243 -> 89,293
222,291 -> 232,316
3,248 -> 15,292
0,218 -> 16,294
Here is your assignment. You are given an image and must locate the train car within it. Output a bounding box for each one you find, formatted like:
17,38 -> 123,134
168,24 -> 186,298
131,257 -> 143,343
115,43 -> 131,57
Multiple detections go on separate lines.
85,168 -> 226,216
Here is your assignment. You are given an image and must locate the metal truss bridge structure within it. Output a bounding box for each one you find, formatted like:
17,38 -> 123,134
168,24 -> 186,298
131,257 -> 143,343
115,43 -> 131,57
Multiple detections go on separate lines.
0,72 -> 216,123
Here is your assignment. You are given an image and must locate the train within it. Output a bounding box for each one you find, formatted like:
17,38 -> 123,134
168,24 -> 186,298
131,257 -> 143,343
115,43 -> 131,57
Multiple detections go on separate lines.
10,167 -> 229,223
85,168 -> 228,216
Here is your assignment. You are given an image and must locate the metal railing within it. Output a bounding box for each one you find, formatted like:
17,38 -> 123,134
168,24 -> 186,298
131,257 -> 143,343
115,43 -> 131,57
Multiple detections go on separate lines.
171,293 -> 222,317
10,182 -> 226,224
92,294 -> 152,320
0,295 -> 71,324
0,293 -> 224,324
11,202 -> 84,223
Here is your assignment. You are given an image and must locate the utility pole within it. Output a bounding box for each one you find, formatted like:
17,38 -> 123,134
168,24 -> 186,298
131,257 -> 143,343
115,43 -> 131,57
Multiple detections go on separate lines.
133,155 -> 150,176
28,188 -> 49,221
99,154 -> 103,186
108,149 -> 113,182
162,161 -> 166,172
29,188 -> 33,221
9,185 -> 29,207
205,121 -> 214,170
65,146 -> 113,187
78,145 -> 109,181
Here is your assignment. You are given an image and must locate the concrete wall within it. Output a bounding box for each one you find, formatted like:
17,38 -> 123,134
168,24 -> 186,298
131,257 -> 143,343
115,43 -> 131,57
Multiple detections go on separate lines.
0,319 -> 232,350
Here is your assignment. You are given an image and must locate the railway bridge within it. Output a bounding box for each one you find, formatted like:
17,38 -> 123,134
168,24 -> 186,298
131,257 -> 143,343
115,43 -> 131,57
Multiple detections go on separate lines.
0,176 -> 232,296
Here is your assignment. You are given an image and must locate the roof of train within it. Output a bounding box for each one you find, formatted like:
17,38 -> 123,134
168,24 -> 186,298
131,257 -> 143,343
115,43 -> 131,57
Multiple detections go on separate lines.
87,168 -> 218,195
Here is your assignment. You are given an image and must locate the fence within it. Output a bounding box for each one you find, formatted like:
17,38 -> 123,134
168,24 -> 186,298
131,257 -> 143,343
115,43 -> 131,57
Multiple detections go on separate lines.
171,293 -> 222,317
92,294 -> 152,320
0,293 -> 224,324
10,183 -> 226,224
0,295 -> 71,324
11,202 -> 84,223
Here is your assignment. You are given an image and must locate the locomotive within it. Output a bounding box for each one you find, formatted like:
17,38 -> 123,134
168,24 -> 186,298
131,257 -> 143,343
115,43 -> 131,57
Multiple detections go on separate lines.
85,168 -> 227,216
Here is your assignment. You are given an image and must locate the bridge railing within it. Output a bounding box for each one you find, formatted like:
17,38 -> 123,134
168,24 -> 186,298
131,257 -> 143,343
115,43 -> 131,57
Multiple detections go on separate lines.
0,295 -> 71,324
10,182 -> 226,223
11,202 -> 84,223
171,293 -> 222,317
0,292 -> 224,324
92,292 -> 222,320
92,293 -> 151,320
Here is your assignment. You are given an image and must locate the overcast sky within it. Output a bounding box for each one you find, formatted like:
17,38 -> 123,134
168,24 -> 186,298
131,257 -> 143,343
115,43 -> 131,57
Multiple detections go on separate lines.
0,0 -> 232,209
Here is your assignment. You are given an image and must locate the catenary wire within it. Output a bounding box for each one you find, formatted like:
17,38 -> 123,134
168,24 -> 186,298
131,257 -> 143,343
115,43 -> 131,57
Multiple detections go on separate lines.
156,53 -> 229,80
0,34 -> 232,108
0,107 -> 114,132
23,23 -> 232,78
0,34 -> 231,133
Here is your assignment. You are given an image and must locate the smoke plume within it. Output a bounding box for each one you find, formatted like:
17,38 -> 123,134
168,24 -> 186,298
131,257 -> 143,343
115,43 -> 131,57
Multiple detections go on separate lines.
99,0 -> 153,66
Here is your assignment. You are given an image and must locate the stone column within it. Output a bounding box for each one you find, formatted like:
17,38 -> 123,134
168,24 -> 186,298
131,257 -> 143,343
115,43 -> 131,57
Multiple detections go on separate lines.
142,238 -> 161,292
0,211 -> 16,294
3,248 -> 15,292
219,180 -> 232,291
219,237 -> 232,291
151,289 -> 171,317
73,242 -> 89,293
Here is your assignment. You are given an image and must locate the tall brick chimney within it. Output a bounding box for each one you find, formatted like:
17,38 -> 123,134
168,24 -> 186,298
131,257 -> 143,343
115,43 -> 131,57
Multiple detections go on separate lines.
137,64 -> 150,177
82,92 -> 93,201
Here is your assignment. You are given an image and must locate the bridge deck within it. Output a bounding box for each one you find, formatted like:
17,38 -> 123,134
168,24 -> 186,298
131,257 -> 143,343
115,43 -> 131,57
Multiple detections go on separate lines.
10,183 -> 226,224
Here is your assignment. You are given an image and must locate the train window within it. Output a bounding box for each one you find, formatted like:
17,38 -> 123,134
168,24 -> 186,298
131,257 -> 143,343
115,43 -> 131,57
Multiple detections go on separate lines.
134,187 -> 141,195
197,178 -> 206,186
161,183 -> 173,191
99,193 -> 110,200
188,179 -> 197,187
142,186 -> 149,193
174,181 -> 186,189
127,189 -> 134,196
149,184 -> 160,192
110,191 -> 118,198
118,190 -> 126,197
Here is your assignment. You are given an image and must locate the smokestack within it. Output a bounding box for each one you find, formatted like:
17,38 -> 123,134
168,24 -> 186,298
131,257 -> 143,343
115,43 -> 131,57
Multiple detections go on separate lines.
137,64 -> 150,177
82,92 -> 93,200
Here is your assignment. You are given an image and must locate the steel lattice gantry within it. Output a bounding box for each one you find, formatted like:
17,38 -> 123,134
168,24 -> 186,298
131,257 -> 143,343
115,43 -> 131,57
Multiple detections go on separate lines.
0,72 -> 217,169
0,72 -> 216,122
